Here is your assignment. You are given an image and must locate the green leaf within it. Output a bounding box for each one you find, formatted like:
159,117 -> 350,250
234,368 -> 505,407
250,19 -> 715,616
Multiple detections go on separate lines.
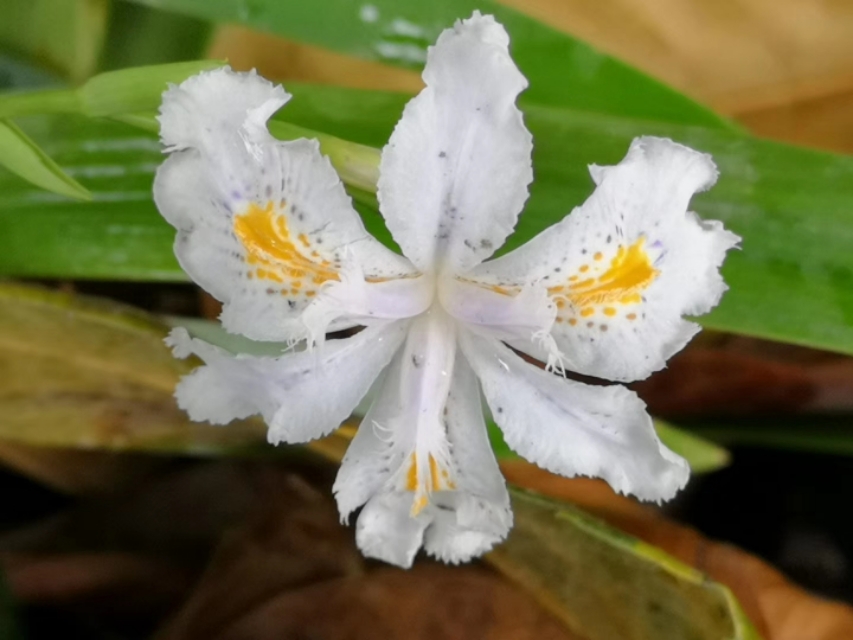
489,490 -> 762,640
0,282 -> 269,455
0,52 -> 62,90
81,60 -> 226,117
0,61 -> 221,198
0,115 -> 174,280
0,60 -> 224,120
0,0 -> 109,82
98,1 -> 213,71
655,421 -> 730,474
689,417 -> 853,457
124,0 -> 732,128
0,118 -> 90,200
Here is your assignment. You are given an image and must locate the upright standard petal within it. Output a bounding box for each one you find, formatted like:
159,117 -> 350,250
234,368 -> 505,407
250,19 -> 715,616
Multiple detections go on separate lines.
165,321 -> 408,444
377,12 -> 533,273
459,329 -> 689,502
155,67 -> 418,343
469,137 -> 740,382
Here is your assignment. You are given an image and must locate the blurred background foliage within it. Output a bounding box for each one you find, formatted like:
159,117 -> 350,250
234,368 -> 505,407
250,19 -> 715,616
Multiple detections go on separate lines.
1,1 -> 853,639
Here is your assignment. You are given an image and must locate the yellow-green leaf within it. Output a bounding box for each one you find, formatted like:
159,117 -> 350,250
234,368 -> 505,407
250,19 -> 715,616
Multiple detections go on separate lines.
0,60 -> 224,120
0,119 -> 90,200
0,282 -> 266,454
79,60 -> 224,117
656,420 -> 730,474
0,0 -> 109,83
489,489 -> 762,640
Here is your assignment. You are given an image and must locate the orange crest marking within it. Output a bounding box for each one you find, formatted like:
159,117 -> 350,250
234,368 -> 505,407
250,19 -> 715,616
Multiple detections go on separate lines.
405,452 -> 455,515
233,201 -> 339,296
549,237 -> 659,323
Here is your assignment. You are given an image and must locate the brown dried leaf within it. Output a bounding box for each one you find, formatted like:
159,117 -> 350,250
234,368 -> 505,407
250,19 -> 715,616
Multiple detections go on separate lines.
156,475 -> 364,640
0,461 -> 358,626
207,25 -> 422,93
0,441 -> 164,495
634,337 -> 853,417
1,551 -> 195,619
210,565 -> 578,640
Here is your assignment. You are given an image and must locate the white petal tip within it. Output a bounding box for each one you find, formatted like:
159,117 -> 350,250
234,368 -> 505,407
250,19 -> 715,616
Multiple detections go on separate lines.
588,163 -> 606,185
623,449 -> 691,504
174,375 -> 239,426
158,66 -> 290,151
164,327 -> 192,358
453,12 -> 506,45
356,527 -> 419,569
425,531 -> 504,564
632,136 -> 719,192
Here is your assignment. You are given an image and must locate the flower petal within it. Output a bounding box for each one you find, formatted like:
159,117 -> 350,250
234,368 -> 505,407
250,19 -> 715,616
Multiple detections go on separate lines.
334,316 -> 511,566
442,354 -> 511,514
155,67 -> 417,343
422,500 -> 507,564
334,308 -> 457,519
333,348 -> 410,521
159,67 -> 286,153
377,11 -> 533,273
165,321 -> 408,444
422,354 -> 512,563
469,137 -> 740,382
459,328 -> 689,502
356,492 -> 429,568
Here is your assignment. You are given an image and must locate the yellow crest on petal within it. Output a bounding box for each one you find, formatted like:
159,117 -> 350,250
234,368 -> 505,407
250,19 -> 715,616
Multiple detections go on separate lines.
549,236 -> 659,326
233,201 -> 340,297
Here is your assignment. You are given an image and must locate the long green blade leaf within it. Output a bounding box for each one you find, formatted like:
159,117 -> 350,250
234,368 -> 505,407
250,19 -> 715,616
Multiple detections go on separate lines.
690,417 -> 853,457
0,60 -> 223,120
0,61 -> 220,199
0,118 -> 90,200
125,0 -> 731,128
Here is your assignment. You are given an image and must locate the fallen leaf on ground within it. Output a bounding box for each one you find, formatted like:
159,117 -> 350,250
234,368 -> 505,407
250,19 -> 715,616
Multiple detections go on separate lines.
490,489 -> 759,640
0,283 -> 268,465
2,551 -> 195,620
208,565 -> 577,640
502,461 -> 853,640
155,474 -> 363,640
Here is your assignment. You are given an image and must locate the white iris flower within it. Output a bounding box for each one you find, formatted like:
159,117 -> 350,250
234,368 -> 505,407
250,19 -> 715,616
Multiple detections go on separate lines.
155,12 -> 739,567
